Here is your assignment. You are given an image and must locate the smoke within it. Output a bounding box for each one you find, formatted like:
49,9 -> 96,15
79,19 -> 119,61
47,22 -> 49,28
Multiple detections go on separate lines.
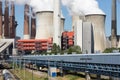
62,0 -> 105,15
7,0 -> 104,15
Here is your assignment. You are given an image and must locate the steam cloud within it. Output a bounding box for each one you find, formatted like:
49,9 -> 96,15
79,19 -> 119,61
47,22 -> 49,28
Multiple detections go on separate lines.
6,0 -> 104,15
62,0 -> 105,15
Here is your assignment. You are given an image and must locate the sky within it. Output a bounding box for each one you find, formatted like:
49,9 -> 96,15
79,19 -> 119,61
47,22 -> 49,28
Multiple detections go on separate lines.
3,0 -> 120,38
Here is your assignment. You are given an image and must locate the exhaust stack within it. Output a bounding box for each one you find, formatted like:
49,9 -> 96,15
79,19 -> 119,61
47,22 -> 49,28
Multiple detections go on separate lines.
24,4 -> 30,39
31,8 -> 36,39
9,1 -> 15,38
0,0 -> 2,39
111,0 -> 117,48
4,0 -> 9,38
53,0 -> 61,47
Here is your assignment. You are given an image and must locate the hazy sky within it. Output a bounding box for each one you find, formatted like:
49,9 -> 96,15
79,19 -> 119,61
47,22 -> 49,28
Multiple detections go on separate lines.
3,0 -> 120,38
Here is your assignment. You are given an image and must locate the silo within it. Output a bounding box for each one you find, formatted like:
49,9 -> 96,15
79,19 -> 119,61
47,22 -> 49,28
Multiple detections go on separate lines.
35,11 -> 53,39
85,14 -> 106,52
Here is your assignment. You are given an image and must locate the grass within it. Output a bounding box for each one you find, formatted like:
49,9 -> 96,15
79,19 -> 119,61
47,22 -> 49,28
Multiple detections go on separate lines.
11,68 -> 48,80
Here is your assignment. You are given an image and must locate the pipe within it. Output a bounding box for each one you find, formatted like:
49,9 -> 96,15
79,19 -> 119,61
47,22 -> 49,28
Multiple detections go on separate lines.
111,0 -> 117,48
4,0 -> 9,38
0,0 -> 2,39
9,1 -> 15,38
24,4 -> 30,39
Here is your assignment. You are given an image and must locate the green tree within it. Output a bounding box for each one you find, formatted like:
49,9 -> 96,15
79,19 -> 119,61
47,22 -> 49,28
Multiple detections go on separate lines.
51,43 -> 61,55
103,48 -> 119,53
66,45 -> 82,54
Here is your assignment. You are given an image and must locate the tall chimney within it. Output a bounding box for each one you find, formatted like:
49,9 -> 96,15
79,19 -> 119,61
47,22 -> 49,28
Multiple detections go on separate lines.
31,8 -> 36,39
53,0 -> 61,47
111,0 -> 117,48
4,0 -> 9,38
9,1 -> 15,38
24,4 -> 30,39
0,0 -> 2,39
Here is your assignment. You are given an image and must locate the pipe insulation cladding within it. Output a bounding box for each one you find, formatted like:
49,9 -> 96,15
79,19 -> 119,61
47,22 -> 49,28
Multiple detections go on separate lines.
85,14 -> 106,52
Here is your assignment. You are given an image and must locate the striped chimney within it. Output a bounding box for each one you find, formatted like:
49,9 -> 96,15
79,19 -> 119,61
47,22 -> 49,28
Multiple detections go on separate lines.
111,0 -> 117,48
4,0 -> 9,38
31,8 -> 36,39
0,0 -> 2,39
9,1 -> 15,38
24,4 -> 30,39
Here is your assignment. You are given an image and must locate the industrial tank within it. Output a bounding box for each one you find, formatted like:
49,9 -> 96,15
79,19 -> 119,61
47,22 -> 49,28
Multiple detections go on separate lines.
85,14 -> 106,52
35,11 -> 53,39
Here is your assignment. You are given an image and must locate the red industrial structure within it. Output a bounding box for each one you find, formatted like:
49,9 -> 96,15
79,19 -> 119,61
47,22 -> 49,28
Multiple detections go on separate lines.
17,38 -> 53,52
61,31 -> 74,50
17,31 -> 74,52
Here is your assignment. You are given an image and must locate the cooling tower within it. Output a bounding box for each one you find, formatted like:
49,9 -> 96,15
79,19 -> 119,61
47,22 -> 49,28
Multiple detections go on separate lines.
24,4 -> 30,39
35,11 -> 53,39
111,0 -> 117,48
0,0 -> 2,39
35,11 -> 64,40
4,0 -> 9,38
72,15 -> 85,31
85,14 -> 106,52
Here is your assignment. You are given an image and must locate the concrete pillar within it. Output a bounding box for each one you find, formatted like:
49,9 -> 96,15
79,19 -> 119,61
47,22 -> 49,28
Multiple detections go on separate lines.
85,72 -> 91,80
97,75 -> 101,80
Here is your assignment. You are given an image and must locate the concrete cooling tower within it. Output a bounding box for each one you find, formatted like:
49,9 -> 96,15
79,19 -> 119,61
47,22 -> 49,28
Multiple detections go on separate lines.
85,14 -> 106,52
35,11 -> 53,39
35,11 -> 65,39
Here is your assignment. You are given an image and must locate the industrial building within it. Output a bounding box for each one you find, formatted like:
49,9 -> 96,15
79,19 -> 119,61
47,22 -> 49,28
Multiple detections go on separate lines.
0,0 -> 120,56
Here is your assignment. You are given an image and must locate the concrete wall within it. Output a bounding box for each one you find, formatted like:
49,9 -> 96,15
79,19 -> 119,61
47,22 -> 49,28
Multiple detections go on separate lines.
83,22 -> 94,53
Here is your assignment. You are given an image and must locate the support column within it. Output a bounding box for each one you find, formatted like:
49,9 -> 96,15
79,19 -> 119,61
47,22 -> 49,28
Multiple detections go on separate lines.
85,72 -> 91,80
97,75 -> 101,80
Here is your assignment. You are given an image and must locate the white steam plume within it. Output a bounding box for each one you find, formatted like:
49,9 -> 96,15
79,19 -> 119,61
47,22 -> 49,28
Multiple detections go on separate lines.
7,0 -> 104,15
62,0 -> 105,15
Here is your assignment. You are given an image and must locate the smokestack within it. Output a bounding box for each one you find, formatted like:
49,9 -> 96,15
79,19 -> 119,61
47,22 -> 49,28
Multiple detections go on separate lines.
0,0 -> 2,39
31,8 -> 36,39
24,4 -> 30,39
9,1 -> 15,38
111,0 -> 117,48
53,0 -> 61,47
4,0 -> 9,38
